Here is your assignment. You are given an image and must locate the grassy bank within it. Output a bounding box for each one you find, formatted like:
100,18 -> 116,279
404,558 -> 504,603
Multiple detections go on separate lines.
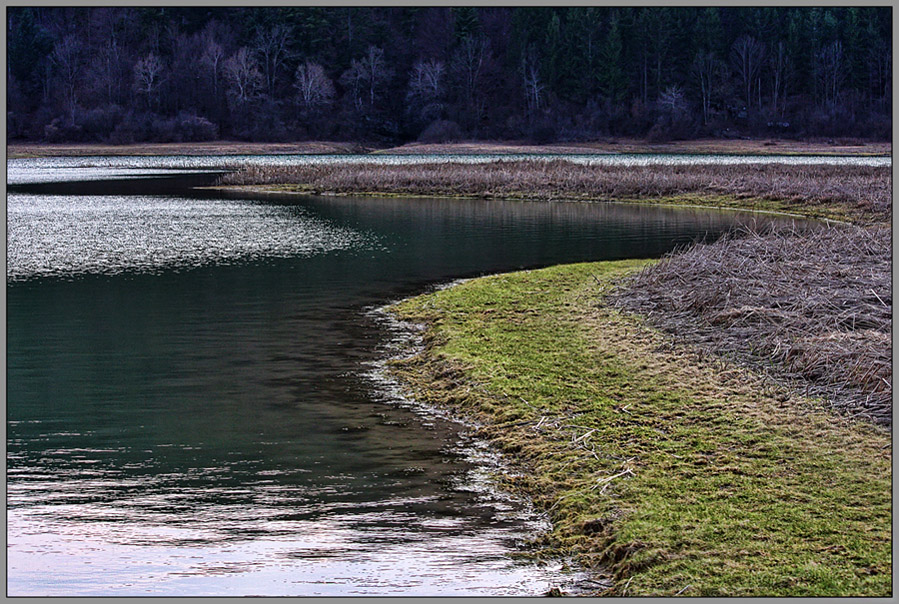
389,261 -> 891,596
220,161 -> 891,224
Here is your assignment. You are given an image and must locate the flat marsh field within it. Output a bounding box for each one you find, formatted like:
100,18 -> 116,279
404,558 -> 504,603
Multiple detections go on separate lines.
7,137 -> 891,158
381,138 -> 891,156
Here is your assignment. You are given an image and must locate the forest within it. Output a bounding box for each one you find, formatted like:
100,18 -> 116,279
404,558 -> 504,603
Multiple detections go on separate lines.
6,6 -> 892,145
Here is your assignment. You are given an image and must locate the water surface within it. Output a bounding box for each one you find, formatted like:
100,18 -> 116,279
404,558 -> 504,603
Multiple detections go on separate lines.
7,161 -> 816,595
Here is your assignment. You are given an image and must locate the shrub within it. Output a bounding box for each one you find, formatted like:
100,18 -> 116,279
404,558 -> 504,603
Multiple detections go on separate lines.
418,119 -> 462,143
76,105 -> 124,141
7,111 -> 26,139
150,115 -> 175,141
529,120 -> 557,144
176,112 -> 219,141
43,117 -> 84,142
108,121 -> 136,145
108,111 -> 153,144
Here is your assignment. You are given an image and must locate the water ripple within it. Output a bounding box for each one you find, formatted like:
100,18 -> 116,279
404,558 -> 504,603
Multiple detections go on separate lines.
7,193 -> 372,281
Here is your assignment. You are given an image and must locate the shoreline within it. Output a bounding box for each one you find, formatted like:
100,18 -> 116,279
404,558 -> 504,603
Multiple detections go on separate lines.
217,160 -> 891,225
214,184 -> 852,226
12,148 -> 889,594
343,159 -> 890,594
7,137 -> 891,158
386,260 -> 891,596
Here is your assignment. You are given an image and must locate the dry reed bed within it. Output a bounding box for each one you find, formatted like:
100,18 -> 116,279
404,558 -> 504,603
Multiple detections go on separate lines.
221,160 -> 892,221
608,225 -> 892,424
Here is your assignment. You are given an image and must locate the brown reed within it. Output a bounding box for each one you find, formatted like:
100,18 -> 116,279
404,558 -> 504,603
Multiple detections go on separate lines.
220,160 -> 892,222
608,224 -> 892,424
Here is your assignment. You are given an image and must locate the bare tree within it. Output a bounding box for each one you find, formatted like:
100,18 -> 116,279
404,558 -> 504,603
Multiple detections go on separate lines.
340,60 -> 365,111
133,52 -> 164,110
408,58 -> 445,102
85,37 -> 120,106
87,8 -> 126,106
166,32 -> 207,114
769,41 -> 790,118
521,47 -> 543,119
224,47 -> 262,106
294,61 -> 335,111
692,51 -> 722,125
866,39 -> 891,109
406,58 -> 446,123
51,34 -> 83,125
341,46 -> 391,111
363,46 -> 392,109
452,35 -> 488,114
731,35 -> 765,111
252,24 -> 291,97
200,30 -> 225,99
816,40 -> 845,106
658,84 -> 688,118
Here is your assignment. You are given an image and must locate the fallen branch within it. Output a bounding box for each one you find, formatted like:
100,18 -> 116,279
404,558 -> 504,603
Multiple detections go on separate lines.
591,467 -> 635,491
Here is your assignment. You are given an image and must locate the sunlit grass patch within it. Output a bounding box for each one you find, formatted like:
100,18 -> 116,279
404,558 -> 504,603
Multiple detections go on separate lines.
389,261 -> 891,596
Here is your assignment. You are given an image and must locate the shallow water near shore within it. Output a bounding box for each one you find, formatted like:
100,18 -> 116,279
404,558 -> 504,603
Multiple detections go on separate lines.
7,159 -> 817,596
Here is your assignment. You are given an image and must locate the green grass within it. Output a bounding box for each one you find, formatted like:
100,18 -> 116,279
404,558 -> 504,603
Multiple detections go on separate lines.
389,261 -> 892,597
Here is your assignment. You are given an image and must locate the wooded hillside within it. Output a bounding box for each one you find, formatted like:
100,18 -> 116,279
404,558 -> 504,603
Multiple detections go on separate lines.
7,7 -> 892,144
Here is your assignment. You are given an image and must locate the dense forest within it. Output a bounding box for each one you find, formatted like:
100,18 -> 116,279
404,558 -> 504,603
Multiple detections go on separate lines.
6,6 -> 892,144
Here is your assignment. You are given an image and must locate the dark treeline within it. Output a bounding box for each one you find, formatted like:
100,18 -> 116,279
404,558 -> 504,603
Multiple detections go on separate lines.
7,6 -> 892,145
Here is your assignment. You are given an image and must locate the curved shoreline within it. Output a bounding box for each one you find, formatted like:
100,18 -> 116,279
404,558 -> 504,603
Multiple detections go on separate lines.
216,160 -> 891,226
385,261 -> 891,597
215,184 -> 852,227
18,152 -> 888,594
342,156 -> 891,597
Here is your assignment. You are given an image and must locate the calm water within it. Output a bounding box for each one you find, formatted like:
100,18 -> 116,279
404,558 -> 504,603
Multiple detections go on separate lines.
7,158 -> 817,596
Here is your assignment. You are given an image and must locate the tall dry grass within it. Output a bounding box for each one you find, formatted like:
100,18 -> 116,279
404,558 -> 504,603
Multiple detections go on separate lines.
221,160 -> 892,222
609,225 -> 892,424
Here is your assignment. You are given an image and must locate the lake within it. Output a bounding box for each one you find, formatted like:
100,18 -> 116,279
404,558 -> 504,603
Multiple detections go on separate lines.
6,155 -> 827,595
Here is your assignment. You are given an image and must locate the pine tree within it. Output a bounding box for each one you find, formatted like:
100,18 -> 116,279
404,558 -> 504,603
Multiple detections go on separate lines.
598,11 -> 627,108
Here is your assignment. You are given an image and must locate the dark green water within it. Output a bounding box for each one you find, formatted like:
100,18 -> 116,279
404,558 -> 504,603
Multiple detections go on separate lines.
7,171 -> 806,595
